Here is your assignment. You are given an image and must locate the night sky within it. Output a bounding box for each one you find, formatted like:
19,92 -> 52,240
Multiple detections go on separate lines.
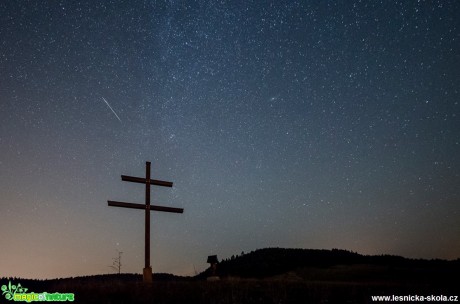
1,1 -> 459,279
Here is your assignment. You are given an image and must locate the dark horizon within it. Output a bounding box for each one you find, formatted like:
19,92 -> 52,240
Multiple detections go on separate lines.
1,246 -> 459,281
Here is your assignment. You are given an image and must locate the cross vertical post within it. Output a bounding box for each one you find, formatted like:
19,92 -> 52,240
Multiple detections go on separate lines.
107,161 -> 184,283
145,162 -> 150,271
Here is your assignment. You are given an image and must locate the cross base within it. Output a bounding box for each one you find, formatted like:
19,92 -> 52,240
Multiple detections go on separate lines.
143,266 -> 153,283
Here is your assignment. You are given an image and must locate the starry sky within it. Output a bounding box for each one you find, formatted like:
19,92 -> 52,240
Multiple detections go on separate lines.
1,1 -> 459,279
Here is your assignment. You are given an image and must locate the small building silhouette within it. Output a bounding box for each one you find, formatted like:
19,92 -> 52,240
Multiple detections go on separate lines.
207,255 -> 219,279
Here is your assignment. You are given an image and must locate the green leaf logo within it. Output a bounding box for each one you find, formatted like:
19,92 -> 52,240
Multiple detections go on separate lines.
2,281 -> 28,301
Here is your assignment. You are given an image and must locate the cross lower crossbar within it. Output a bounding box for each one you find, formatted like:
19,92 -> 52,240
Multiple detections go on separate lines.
121,175 -> 173,187
108,200 -> 184,213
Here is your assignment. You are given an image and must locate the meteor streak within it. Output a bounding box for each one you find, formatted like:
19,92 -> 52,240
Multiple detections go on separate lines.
101,97 -> 122,123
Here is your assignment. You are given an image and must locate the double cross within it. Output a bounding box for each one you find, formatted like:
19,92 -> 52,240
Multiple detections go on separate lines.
108,161 -> 183,282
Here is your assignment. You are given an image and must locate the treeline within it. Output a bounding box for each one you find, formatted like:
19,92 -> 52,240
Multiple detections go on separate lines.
198,247 -> 460,279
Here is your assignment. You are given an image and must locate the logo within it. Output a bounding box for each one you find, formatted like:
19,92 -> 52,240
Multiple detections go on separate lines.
1,281 -> 74,302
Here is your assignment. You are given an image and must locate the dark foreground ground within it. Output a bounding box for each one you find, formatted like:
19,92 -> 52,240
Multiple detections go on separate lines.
3,267 -> 458,304
46,279 -> 458,304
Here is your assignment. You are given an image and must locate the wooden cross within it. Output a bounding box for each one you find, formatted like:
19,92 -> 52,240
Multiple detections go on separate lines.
108,161 -> 183,283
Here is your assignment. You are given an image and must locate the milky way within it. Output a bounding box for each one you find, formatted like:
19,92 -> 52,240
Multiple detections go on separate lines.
0,1 -> 459,279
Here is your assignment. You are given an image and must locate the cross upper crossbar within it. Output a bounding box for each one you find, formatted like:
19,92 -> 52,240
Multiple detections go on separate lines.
121,175 -> 173,187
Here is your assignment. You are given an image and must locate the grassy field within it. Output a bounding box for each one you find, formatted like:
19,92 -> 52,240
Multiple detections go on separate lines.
41,279 -> 458,304
5,269 -> 456,304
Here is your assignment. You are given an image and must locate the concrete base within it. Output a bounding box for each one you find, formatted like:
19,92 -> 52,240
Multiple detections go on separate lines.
207,276 -> 220,281
143,266 -> 153,283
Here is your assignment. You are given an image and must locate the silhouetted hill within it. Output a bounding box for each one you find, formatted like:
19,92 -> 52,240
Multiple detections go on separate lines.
198,247 -> 460,281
